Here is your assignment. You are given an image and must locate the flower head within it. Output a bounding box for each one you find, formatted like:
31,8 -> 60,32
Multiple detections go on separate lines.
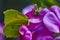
18,5 -> 60,40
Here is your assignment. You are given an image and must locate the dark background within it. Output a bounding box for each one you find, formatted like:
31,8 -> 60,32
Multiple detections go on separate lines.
0,0 -> 60,40
0,0 -> 32,23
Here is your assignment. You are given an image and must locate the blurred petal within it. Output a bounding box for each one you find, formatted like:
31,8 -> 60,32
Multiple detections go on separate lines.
40,8 -> 50,16
22,5 -> 35,18
28,18 -> 41,23
22,5 -> 34,15
19,25 -> 28,35
0,23 -> 4,34
54,36 -> 60,40
50,5 -> 60,20
27,18 -> 41,31
20,5 -> 60,40
33,23 -> 54,40
0,23 -> 5,40
0,27 -> 3,34
18,35 -> 24,40
0,23 -> 4,28
42,36 -> 53,40
0,34 -> 5,40
36,36 -> 53,40
39,8 -> 50,20
19,25 -> 32,40
25,11 -> 35,18
27,23 -> 40,32
43,12 -> 60,33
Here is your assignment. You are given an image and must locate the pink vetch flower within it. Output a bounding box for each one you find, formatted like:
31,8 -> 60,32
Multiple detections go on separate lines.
0,23 -> 5,40
18,5 -> 60,40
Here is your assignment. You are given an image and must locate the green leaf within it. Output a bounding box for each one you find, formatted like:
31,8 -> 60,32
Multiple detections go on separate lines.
3,9 -> 28,38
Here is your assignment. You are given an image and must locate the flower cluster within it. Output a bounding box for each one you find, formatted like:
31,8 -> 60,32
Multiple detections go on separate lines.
0,5 -> 60,40
18,5 -> 60,40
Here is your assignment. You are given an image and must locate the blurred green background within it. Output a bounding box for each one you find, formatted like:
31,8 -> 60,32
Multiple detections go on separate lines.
0,0 -> 32,23
0,0 -> 60,40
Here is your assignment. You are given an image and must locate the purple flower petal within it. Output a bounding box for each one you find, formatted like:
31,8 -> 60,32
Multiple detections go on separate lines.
19,25 -> 32,40
0,23 -> 4,28
22,5 -> 35,18
0,23 -> 4,34
36,36 -> 53,40
43,12 -> 60,33
50,5 -> 60,20
54,36 -> 60,40
32,23 -> 54,40
39,8 -> 50,21
0,34 -> 5,40
0,27 -> 3,34
40,8 -> 50,16
18,23 -> 54,40
27,23 -> 40,32
18,35 -> 24,40
22,5 -> 34,15
42,36 -> 53,40
0,23 -> 5,40
19,5 -> 60,40
28,18 -> 41,23
27,18 -> 41,31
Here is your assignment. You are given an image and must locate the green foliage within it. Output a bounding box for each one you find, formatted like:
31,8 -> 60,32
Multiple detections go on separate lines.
30,0 -> 60,8
42,0 -> 60,7
54,33 -> 60,38
30,0 -> 45,8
